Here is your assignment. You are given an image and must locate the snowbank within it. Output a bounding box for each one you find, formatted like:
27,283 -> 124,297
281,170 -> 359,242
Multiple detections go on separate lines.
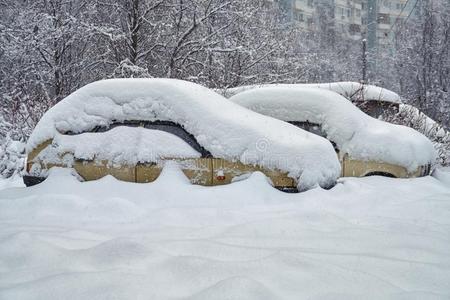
37,127 -> 201,166
433,166 -> 450,186
230,87 -> 436,171
221,81 -> 402,103
0,165 -> 449,299
26,79 -> 340,190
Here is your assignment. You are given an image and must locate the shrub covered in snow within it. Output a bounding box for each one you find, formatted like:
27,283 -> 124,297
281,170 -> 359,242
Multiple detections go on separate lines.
381,104 -> 450,166
27,78 -> 341,190
0,135 -> 25,178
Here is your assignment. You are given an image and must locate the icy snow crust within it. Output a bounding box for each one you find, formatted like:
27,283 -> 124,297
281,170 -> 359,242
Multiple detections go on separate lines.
221,81 -> 402,103
230,87 -> 436,171
37,127 -> 201,166
26,79 -> 340,189
0,167 -> 450,299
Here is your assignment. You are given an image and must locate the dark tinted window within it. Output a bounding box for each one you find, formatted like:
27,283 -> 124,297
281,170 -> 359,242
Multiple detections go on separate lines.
288,121 -> 339,151
142,121 -> 211,157
288,121 -> 327,138
69,120 -> 211,158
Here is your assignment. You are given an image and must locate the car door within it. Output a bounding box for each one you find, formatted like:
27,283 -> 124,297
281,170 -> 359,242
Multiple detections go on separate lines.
136,121 -> 213,185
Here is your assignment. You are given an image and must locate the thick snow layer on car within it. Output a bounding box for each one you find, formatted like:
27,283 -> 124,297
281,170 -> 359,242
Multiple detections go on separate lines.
221,81 -> 402,103
230,87 -> 436,171
26,79 -> 340,190
0,166 -> 449,300
35,127 -> 201,166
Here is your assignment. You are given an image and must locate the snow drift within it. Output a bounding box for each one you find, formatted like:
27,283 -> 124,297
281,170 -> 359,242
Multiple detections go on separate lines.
0,166 -> 450,300
220,81 -> 402,103
26,78 -> 341,190
230,87 -> 436,171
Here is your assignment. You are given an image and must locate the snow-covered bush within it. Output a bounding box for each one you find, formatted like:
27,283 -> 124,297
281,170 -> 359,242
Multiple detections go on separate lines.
382,104 -> 450,166
0,135 -> 25,178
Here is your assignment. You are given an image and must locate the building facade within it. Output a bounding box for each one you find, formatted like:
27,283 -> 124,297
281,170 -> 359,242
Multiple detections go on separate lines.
268,0 -> 419,45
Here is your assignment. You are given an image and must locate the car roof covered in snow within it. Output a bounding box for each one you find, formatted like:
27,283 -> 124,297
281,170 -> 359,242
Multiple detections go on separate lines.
220,81 -> 402,103
27,78 -> 341,190
229,86 -> 436,171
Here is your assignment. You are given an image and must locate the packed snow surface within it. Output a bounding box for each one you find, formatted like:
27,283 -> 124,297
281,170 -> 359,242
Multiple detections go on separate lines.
0,165 -> 449,300
26,78 -> 340,190
37,127 -> 201,166
221,81 -> 402,103
230,87 -> 436,171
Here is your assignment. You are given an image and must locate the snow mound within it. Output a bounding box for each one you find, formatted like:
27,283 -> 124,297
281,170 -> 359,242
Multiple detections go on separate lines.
230,87 -> 436,171
432,167 -> 450,186
26,78 -> 340,190
37,127 -> 200,166
221,81 -> 401,103
0,166 -> 449,299
188,277 -> 278,300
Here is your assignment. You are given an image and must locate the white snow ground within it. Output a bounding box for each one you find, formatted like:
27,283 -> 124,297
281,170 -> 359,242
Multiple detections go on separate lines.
0,166 -> 449,300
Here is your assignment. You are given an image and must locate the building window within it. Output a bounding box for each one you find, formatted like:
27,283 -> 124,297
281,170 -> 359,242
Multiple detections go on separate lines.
377,13 -> 390,24
307,0 -> 313,7
349,24 -> 361,34
295,11 -> 304,22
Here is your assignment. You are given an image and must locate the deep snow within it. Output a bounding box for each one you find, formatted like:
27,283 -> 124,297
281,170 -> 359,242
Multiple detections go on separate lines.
0,166 -> 449,300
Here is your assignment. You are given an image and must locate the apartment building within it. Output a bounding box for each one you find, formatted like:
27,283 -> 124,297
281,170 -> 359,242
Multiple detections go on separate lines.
364,0 -> 420,46
270,0 -> 419,45
334,0 -> 363,40
292,0 -> 316,31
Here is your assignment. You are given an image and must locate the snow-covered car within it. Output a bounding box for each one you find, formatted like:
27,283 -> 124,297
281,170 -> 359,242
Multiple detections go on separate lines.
219,81 -> 402,103
229,86 -> 436,178
220,81 -> 402,120
24,79 -> 341,191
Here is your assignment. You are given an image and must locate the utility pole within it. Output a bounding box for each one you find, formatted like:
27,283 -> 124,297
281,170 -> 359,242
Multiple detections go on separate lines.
366,0 -> 377,81
361,39 -> 367,84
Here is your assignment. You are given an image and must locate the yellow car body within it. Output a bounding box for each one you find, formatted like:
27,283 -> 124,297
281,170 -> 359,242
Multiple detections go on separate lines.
25,138 -> 297,190
339,153 -> 429,178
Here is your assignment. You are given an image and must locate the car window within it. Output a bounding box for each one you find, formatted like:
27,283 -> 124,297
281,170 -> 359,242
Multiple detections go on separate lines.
80,120 -> 211,158
142,121 -> 211,157
288,121 -> 326,137
288,121 -> 339,151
